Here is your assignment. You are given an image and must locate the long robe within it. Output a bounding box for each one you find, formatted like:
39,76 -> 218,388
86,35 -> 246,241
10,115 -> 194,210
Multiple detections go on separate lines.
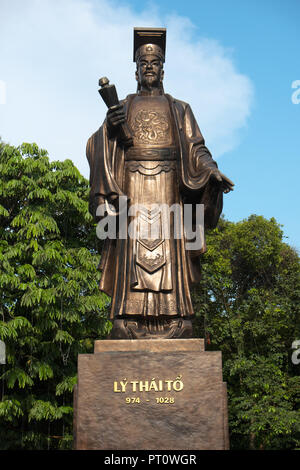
86,93 -> 223,319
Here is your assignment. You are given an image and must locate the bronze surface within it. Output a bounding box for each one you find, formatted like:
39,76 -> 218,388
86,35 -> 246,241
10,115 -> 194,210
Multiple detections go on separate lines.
88,27 -> 234,338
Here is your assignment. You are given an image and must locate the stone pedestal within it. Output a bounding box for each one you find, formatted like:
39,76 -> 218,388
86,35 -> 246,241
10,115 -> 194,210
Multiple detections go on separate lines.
73,339 -> 229,450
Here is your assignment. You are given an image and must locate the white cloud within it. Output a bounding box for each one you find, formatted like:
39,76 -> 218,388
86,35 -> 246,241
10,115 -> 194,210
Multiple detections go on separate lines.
0,0 -> 253,178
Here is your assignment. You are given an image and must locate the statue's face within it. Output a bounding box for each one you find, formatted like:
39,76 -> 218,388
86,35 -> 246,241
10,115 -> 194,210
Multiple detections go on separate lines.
136,54 -> 164,89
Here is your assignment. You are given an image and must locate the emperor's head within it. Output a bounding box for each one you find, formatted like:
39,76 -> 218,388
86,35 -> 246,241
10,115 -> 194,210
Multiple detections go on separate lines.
133,28 -> 166,93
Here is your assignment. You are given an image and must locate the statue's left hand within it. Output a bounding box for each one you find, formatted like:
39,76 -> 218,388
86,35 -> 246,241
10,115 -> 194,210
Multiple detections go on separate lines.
210,169 -> 234,194
209,169 -> 223,184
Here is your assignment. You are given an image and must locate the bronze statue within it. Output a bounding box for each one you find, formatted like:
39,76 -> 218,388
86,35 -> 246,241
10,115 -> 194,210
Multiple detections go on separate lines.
86,28 -> 233,339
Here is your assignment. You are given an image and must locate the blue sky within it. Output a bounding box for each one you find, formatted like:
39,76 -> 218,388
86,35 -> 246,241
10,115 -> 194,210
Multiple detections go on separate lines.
1,0 -> 299,249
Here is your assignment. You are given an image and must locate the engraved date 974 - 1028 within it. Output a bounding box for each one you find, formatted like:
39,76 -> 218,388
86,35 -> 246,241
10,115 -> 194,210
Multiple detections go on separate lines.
132,109 -> 170,144
125,396 -> 175,404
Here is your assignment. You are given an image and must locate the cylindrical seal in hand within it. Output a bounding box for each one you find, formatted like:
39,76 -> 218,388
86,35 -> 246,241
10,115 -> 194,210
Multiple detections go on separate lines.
98,77 -> 133,147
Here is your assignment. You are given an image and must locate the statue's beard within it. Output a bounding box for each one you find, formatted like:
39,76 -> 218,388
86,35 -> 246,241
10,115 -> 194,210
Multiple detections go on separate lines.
141,74 -> 161,90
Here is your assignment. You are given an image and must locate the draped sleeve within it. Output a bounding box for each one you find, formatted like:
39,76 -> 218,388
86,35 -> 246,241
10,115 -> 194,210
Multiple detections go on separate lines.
167,95 -> 223,229
86,120 -> 126,220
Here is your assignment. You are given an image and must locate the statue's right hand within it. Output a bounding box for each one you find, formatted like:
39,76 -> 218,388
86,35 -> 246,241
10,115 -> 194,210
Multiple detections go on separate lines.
106,104 -> 126,133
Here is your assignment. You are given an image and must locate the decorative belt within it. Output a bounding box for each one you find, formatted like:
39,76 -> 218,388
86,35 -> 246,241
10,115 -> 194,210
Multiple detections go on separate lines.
125,147 -> 177,161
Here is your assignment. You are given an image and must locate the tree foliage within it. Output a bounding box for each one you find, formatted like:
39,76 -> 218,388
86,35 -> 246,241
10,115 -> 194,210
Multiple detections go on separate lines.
193,215 -> 300,449
0,142 -> 110,449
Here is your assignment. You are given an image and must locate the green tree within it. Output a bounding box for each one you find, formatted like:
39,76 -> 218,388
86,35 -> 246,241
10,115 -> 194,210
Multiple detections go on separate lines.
193,215 -> 300,449
0,142 -> 110,449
